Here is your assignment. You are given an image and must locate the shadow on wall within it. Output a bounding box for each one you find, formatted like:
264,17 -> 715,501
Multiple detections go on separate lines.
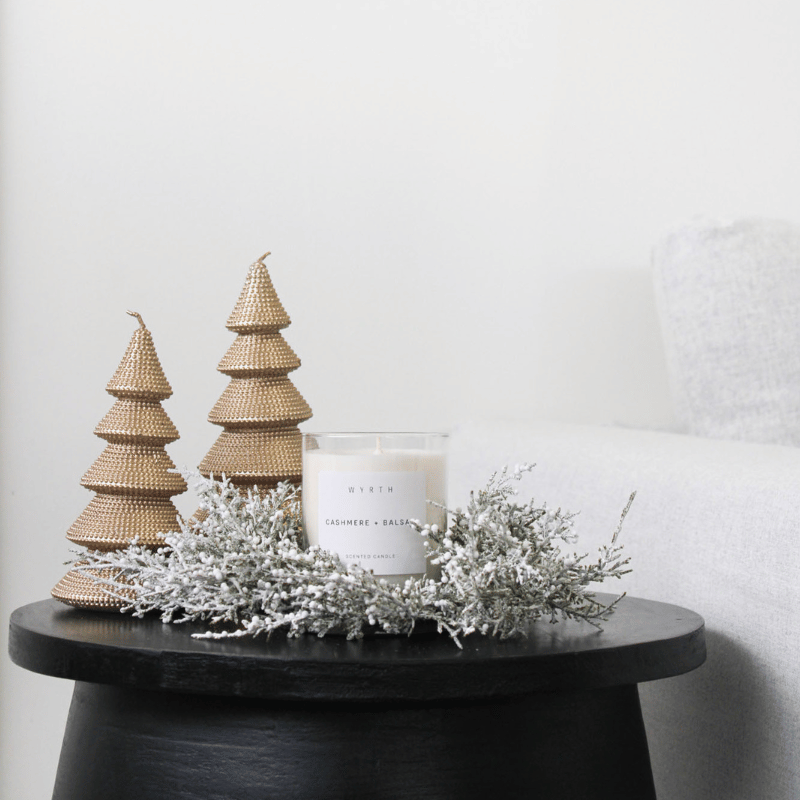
642,628 -> 778,800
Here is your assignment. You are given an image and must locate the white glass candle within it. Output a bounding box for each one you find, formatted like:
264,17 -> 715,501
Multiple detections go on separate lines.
302,433 -> 448,584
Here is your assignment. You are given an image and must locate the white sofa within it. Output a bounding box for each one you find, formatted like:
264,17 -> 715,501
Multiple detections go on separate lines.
446,217 -> 800,799
448,418 -> 800,800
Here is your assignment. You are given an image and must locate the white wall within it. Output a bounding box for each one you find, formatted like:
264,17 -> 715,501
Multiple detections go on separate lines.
3,2 -> 800,796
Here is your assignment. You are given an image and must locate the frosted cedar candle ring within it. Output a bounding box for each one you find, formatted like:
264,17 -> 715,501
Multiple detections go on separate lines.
302,433 -> 448,584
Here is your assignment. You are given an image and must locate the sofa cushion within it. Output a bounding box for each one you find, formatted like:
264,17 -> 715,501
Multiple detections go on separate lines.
652,217 -> 800,446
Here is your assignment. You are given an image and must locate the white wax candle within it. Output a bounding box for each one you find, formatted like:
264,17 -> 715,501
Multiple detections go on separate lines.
302,434 -> 447,584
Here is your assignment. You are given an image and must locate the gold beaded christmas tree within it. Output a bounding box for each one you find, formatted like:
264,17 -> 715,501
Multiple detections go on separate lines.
197,253 -> 312,497
52,312 -> 187,609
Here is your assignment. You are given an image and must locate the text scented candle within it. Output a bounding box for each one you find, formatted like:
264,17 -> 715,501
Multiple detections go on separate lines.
302,433 -> 448,583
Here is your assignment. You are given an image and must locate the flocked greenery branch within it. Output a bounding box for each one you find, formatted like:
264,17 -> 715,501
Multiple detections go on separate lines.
73,465 -> 634,647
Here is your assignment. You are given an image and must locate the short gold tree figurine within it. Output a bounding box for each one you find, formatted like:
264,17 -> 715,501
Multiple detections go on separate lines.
52,312 -> 187,609
197,253 -> 312,499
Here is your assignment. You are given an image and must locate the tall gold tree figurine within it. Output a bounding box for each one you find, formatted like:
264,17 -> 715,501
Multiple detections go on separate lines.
197,253 -> 312,500
52,312 -> 187,609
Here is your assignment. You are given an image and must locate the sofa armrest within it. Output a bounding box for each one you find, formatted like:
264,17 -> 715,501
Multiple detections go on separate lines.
449,419 -> 800,800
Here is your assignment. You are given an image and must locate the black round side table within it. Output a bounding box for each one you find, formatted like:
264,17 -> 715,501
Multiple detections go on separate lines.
9,594 -> 705,800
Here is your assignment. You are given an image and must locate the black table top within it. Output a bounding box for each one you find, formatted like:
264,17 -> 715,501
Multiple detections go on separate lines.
9,594 -> 705,702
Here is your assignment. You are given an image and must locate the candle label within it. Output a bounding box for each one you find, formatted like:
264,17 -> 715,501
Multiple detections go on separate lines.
317,470 -> 427,575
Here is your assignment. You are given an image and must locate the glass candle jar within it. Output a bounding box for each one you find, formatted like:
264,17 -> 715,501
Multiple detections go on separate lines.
302,433 -> 448,584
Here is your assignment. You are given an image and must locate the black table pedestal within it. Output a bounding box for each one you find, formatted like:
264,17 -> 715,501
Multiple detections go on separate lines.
10,595 -> 706,800
54,681 -> 655,800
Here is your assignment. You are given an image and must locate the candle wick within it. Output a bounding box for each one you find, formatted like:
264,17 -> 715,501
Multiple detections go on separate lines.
127,310 -> 145,328
374,435 -> 383,455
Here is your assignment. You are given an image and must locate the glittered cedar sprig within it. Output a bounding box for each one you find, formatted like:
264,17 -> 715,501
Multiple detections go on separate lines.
73,466 -> 634,647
